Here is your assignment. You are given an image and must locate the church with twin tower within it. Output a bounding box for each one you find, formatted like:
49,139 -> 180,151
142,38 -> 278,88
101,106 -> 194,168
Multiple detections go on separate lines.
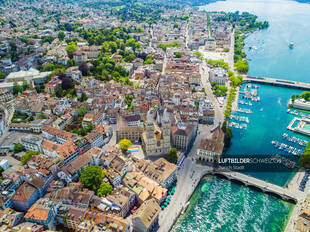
142,107 -> 171,157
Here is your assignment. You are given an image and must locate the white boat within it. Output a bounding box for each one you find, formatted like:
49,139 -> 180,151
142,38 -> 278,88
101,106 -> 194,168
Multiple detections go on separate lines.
289,42 -> 294,49
181,202 -> 190,214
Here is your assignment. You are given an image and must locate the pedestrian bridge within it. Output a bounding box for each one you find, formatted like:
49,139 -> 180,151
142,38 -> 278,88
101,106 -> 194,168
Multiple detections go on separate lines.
244,75 -> 310,90
201,168 -> 302,204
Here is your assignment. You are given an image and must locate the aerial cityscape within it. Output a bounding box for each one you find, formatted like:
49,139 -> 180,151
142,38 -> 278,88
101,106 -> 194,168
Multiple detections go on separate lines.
0,0 -> 310,231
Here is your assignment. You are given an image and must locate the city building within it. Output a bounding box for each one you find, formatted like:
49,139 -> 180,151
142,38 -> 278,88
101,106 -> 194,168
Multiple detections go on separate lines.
132,198 -> 161,232
116,114 -> 144,143
142,109 -> 171,157
209,67 -> 227,85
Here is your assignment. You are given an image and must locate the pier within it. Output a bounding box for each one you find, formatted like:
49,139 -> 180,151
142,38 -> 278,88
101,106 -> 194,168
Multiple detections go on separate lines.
244,75 -> 310,90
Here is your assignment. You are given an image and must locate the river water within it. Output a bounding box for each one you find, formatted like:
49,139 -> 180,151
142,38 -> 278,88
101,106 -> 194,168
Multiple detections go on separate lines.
172,0 -> 310,231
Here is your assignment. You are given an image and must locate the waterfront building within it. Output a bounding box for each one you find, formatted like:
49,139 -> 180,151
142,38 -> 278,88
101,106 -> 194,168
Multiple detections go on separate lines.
289,98 -> 310,111
195,128 -> 224,163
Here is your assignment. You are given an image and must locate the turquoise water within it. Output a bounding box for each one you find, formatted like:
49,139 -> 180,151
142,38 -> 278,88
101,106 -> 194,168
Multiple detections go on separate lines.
171,176 -> 294,232
172,0 -> 310,231
302,123 -> 310,131
225,83 -> 309,186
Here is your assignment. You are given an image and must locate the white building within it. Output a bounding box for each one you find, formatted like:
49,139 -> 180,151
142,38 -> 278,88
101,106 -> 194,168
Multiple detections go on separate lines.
5,68 -> 51,87
20,134 -> 43,152
0,159 -> 10,171
209,67 -> 227,85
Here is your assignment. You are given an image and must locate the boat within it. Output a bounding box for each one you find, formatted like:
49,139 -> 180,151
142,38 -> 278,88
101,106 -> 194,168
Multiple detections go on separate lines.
260,108 -> 263,112
289,42 -> 294,49
181,202 -> 190,214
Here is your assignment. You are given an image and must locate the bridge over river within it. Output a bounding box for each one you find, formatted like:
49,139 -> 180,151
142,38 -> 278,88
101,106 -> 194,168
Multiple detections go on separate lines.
197,166 -> 306,204
244,75 -> 310,90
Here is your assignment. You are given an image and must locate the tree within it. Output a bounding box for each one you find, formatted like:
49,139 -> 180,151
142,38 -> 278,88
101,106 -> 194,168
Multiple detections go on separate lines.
58,72 -> 66,80
174,52 -> 182,58
194,51 -> 203,60
0,72 -> 6,79
22,80 -> 30,91
118,139 -> 132,153
12,82 -> 23,95
80,166 -> 105,191
300,142 -> 310,168
38,113 -> 47,119
77,106 -> 88,117
58,31 -> 65,41
21,150 -> 39,165
167,148 -> 178,163
61,76 -> 74,90
234,60 -> 249,73
13,144 -> 23,154
79,62 -> 88,76
291,95 -> 296,103
223,126 -> 233,151
97,183 -> 113,197
78,92 -> 88,102
66,42 -> 77,59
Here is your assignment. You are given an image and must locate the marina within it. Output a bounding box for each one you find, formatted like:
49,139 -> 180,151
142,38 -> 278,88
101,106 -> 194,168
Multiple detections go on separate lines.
235,108 -> 252,114
271,140 -> 303,156
228,115 -> 249,123
228,122 -> 248,129
287,117 -> 310,137
287,108 -> 310,119
282,133 -> 308,147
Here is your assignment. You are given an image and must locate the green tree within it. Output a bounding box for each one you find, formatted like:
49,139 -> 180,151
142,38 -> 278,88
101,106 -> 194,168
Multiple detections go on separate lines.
80,166 -> 105,191
58,31 -> 65,41
300,142 -> 310,168
66,42 -> 77,59
21,150 -> 39,164
234,60 -> 249,73
167,148 -> 178,163
144,58 -> 154,64
13,144 -> 23,154
118,138 -> 132,153
22,80 -> 30,91
194,51 -> 203,60
37,113 -> 46,119
77,106 -> 88,117
78,92 -> 88,102
174,52 -> 182,58
97,183 -> 113,197
12,82 -> 23,95
0,72 -> 6,79
291,95 -> 296,103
